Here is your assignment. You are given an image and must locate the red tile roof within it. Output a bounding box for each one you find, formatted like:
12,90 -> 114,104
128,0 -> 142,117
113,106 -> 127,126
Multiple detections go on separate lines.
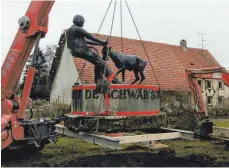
71,34 -> 220,91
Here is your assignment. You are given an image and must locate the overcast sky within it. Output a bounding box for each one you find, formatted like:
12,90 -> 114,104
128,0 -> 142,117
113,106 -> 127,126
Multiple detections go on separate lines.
1,0 -> 229,68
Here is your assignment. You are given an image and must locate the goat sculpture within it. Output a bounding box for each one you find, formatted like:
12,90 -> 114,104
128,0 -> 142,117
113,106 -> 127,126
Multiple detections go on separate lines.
102,45 -> 147,84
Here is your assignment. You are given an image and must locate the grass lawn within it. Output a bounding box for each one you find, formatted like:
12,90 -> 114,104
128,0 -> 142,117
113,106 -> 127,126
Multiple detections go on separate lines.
213,119 -> 229,128
163,139 -> 229,164
2,135 -> 229,167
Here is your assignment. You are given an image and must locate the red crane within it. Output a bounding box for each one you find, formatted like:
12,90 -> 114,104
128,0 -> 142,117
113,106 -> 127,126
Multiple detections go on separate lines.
1,0 -> 59,150
183,67 -> 229,137
186,66 -> 229,116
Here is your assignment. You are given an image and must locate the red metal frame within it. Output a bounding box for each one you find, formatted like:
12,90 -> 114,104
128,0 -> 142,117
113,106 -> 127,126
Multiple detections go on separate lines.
72,84 -> 160,91
1,1 -> 54,150
71,110 -> 160,116
186,66 -> 229,114
18,67 -> 36,119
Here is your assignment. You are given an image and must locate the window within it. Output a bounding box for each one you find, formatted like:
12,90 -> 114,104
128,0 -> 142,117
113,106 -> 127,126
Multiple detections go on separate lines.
218,97 -> 223,104
207,96 -> 213,105
218,81 -> 223,89
205,80 -> 212,89
198,80 -> 203,89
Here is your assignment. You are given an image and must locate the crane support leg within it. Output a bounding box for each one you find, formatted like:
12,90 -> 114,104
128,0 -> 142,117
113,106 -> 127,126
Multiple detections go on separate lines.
18,67 -> 35,119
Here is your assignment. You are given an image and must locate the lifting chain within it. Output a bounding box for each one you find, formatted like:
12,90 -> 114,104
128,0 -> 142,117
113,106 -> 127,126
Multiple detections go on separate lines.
120,0 -> 123,52
124,0 -> 160,87
93,0 -> 117,144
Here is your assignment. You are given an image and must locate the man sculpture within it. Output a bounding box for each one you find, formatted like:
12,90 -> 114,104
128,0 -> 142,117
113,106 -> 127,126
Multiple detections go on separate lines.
66,15 -> 123,84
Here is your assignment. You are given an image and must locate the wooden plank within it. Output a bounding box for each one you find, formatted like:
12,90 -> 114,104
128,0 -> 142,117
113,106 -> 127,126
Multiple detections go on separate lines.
160,127 -> 195,140
55,125 -> 121,149
114,132 -> 182,144
213,126 -> 229,138
55,125 -> 183,149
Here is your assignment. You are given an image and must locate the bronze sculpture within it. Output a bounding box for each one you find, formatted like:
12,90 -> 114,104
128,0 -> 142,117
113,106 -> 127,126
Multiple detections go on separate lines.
102,45 -> 147,84
66,15 -> 123,84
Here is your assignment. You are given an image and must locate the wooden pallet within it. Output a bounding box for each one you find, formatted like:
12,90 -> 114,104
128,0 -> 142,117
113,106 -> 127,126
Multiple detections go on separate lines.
55,124 -> 194,149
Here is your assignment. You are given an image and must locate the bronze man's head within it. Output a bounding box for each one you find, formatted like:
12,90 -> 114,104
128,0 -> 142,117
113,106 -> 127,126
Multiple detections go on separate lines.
73,15 -> 85,27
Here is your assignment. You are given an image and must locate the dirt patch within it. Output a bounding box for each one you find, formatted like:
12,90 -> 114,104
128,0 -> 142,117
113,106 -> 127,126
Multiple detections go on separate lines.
1,137 -> 229,167
2,149 -> 226,167
55,151 -> 224,167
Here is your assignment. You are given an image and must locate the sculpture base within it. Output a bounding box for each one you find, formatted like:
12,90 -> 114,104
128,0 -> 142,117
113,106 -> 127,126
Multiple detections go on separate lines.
71,84 -> 160,117
64,113 -> 167,132
64,84 -> 163,132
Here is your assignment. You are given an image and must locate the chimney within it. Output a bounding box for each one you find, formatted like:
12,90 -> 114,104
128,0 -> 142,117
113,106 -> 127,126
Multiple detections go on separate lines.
180,39 -> 187,50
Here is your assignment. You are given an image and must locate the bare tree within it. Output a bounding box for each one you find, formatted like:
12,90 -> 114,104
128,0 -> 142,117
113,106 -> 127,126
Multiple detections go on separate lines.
43,44 -> 57,92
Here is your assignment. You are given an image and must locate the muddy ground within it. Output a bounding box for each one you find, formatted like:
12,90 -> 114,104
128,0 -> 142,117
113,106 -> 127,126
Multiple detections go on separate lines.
2,136 -> 229,167
2,119 -> 229,167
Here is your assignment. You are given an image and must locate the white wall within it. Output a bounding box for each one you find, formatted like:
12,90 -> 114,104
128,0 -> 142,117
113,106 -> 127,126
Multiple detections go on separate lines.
50,43 -> 80,105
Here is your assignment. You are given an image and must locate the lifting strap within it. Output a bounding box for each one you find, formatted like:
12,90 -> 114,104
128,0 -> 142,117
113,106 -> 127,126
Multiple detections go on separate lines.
72,0 -> 161,142
94,0 -> 163,140
120,0 -> 131,83
93,0 -> 117,142
124,0 -> 160,87
120,0 -> 123,52
78,0 -> 160,86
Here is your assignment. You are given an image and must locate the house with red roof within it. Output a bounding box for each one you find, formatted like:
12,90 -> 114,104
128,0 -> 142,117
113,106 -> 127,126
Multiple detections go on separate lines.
49,33 -> 229,109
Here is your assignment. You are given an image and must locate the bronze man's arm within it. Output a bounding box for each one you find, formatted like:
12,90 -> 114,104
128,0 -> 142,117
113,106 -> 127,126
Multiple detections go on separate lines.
78,27 -> 107,45
85,39 -> 102,46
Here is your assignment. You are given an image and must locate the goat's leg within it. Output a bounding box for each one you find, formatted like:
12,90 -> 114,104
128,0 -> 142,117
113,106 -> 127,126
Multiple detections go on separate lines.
122,70 -> 125,82
115,66 -> 125,78
138,71 -> 146,84
131,70 -> 140,84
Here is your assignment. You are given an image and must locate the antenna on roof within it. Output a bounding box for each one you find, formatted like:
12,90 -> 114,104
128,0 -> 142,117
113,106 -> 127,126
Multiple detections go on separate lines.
198,32 -> 211,56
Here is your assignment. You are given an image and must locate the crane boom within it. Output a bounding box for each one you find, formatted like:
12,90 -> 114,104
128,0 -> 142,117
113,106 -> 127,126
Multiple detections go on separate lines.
186,66 -> 229,114
1,1 -> 58,151
1,1 -> 54,98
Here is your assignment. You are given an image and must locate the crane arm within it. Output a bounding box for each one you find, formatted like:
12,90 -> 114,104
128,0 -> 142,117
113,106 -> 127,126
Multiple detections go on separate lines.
1,1 -> 54,99
1,1 -> 55,150
186,67 -> 229,114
